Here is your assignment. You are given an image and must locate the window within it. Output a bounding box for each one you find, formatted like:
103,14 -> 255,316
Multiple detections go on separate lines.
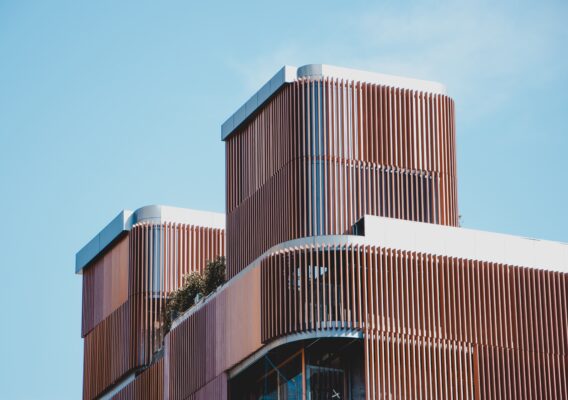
230,339 -> 365,400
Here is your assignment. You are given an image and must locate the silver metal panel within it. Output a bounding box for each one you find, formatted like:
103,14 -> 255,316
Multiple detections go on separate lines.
97,372 -> 137,400
221,65 -> 297,140
75,210 -> 132,274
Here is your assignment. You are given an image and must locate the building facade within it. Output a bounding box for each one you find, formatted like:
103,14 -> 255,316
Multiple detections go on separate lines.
77,65 -> 568,399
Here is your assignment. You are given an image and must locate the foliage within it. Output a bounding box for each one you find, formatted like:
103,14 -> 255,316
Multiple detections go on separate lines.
163,256 -> 226,333
203,256 -> 226,295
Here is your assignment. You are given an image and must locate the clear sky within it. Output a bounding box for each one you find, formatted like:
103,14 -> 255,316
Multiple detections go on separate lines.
0,0 -> 566,398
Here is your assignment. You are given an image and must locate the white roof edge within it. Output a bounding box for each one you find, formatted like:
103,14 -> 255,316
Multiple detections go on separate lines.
221,64 -> 448,140
361,215 -> 568,273
131,205 -> 225,228
75,205 -> 225,274
221,65 -> 297,140
167,216 -> 567,336
213,216 -> 567,283
297,64 -> 447,95
75,210 -> 133,274
254,225 -> 567,274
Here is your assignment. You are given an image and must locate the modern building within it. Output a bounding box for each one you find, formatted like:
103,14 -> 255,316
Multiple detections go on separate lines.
77,65 -> 568,399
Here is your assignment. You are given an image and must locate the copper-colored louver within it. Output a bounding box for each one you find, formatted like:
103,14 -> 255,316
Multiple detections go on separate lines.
81,223 -> 225,400
79,70 -> 567,400
226,79 -> 458,277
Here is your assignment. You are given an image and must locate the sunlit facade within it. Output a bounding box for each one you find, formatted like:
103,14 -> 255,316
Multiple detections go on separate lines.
77,65 -> 568,399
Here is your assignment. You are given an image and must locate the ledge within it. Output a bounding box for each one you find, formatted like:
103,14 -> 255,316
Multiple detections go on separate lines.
361,215 -> 568,273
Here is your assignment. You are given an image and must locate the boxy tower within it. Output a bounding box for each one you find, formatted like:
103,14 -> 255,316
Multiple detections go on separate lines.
77,65 -> 568,400
223,64 -> 458,277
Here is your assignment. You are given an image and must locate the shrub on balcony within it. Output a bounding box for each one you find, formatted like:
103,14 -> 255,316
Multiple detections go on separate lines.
203,256 -> 226,295
163,256 -> 226,332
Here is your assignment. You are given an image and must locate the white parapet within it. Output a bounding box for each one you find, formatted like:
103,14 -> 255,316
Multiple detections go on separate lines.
221,64 -> 447,140
75,205 -> 225,274
362,215 -> 568,273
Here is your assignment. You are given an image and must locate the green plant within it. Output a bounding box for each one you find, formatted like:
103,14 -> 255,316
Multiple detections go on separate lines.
203,256 -> 226,295
162,256 -> 226,333
163,271 -> 204,332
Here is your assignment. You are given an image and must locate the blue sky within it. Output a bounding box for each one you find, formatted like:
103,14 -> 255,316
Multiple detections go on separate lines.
0,0 -> 566,398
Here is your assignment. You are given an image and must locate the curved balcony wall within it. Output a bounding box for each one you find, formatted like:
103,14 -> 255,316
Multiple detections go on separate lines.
164,232 -> 568,400
260,242 -> 568,398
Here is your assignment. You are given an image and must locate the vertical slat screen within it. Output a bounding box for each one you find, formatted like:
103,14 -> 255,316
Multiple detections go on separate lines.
111,359 -> 164,400
226,78 -> 458,277
165,266 -> 261,400
83,233 -> 566,399
81,70 -> 566,400
82,302 -> 133,400
81,223 -> 225,400
82,234 -> 129,336
259,244 -> 568,399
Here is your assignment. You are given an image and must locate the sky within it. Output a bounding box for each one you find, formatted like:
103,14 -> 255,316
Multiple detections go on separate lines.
0,0 -> 566,398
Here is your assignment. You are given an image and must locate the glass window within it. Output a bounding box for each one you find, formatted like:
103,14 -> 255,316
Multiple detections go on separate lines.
230,339 -> 364,400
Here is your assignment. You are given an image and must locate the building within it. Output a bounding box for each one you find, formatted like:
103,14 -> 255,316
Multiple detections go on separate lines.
76,65 -> 568,399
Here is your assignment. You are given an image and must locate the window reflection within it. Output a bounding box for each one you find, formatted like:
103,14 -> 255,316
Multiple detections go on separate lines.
230,339 -> 364,400
260,353 -> 303,400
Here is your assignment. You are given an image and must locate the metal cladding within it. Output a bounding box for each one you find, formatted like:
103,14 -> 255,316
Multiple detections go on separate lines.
165,268 -> 261,399
77,65 -> 568,400
226,77 -> 458,277
81,234 -> 129,336
112,359 -> 164,400
261,244 -> 568,398
83,301 -> 134,399
81,222 -> 225,400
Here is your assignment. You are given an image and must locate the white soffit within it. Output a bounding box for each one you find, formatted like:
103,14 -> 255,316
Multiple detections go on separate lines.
221,64 -> 447,140
75,205 -> 225,274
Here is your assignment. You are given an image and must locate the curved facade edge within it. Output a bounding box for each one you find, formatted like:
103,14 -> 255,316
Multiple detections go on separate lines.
168,213 -> 568,336
160,216 -> 568,399
168,234 -> 363,330
227,215 -> 567,280
131,205 -> 225,229
228,329 -> 363,379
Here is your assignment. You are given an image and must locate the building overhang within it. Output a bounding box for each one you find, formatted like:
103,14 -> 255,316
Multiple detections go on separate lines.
216,215 -> 568,286
359,215 -> 568,273
221,64 -> 447,141
75,205 -> 225,274
167,215 -> 567,347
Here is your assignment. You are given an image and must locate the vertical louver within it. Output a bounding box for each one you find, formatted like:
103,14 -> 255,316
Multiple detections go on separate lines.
259,245 -> 568,399
226,78 -> 458,277
81,223 -> 225,400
